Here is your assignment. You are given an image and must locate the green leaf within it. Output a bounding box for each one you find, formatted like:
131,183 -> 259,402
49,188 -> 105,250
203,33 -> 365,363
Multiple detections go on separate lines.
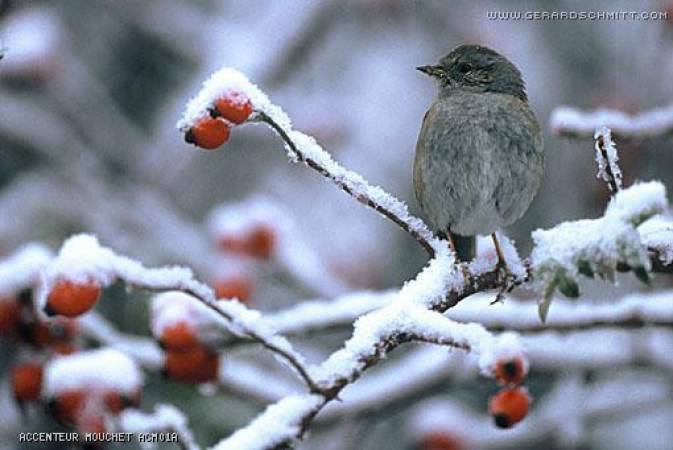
577,260 -> 594,278
538,280 -> 556,322
633,266 -> 651,285
557,274 -> 580,298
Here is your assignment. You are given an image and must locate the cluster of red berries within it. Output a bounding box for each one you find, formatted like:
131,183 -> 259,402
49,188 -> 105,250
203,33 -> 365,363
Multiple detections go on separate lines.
44,278 -> 101,318
211,223 -> 278,306
1,290 -> 79,354
489,356 -> 530,428
4,288 -> 140,436
159,319 -> 220,384
184,91 -> 253,149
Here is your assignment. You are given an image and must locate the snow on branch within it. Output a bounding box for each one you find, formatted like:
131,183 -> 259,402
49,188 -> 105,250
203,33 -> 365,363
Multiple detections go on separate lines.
531,181 -> 668,320
177,66 -> 673,449
550,103 -> 673,139
37,233 -> 319,392
594,127 -> 622,193
209,248 -> 527,449
449,291 -> 673,332
118,404 -> 199,450
43,348 -> 143,398
178,67 -> 441,256
639,215 -> 673,268
210,395 -> 325,450
0,242 -> 52,295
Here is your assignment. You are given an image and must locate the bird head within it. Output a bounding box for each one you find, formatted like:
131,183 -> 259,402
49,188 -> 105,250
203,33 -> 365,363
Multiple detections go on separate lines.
417,45 -> 527,102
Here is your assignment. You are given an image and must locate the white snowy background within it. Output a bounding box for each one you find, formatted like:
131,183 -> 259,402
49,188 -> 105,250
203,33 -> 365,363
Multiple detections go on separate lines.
1,1 -> 673,450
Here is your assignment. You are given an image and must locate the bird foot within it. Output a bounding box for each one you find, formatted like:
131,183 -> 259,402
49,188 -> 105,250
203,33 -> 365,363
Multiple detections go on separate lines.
490,261 -> 515,305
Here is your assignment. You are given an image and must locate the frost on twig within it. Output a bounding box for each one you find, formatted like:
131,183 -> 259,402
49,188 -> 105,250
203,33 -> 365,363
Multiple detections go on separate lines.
118,405 -> 199,450
531,181 -> 668,321
550,103 -> 673,139
36,234 -> 319,391
594,127 -> 622,193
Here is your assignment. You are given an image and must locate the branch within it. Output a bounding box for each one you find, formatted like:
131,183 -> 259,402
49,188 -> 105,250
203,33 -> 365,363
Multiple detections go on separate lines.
176,68 -> 673,448
594,126 -> 622,194
210,254 -> 526,449
256,111 -> 438,256
37,234 -> 320,393
551,103 -> 673,140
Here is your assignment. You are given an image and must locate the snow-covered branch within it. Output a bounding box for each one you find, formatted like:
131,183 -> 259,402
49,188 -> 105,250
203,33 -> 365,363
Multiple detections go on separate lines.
175,67 -> 673,449
37,234 -> 319,392
208,247 -> 527,449
551,103 -> 673,139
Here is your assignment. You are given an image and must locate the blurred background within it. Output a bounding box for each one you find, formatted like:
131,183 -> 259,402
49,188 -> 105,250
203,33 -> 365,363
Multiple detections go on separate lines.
1,1 -> 673,449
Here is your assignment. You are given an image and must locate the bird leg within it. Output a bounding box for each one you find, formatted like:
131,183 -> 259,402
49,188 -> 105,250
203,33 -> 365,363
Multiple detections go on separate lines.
491,233 -> 515,303
445,232 -> 472,285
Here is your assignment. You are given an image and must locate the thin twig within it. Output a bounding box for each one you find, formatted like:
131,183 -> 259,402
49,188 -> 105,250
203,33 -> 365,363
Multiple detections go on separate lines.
257,111 -> 436,256
180,287 -> 322,394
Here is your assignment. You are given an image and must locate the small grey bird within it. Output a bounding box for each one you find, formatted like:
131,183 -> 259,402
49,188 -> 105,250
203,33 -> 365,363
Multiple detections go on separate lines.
414,45 -> 544,265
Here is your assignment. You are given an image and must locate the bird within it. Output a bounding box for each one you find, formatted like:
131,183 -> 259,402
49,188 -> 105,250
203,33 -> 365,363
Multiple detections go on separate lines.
413,44 -> 544,269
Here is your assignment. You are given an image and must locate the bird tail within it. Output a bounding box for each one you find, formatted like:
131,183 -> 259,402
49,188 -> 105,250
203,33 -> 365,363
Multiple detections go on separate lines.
447,231 -> 476,262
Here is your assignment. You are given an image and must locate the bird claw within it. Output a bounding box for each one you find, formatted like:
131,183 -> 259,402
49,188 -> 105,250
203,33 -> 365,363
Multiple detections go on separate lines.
491,261 -> 515,305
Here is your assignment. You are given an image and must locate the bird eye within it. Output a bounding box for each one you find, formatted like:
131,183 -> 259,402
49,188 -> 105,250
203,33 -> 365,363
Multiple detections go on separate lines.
457,62 -> 472,74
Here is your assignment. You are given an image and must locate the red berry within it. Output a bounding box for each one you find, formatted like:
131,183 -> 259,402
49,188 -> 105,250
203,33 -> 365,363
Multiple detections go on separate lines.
46,279 -> 101,318
185,117 -> 230,150
494,356 -> 526,385
50,389 -> 86,425
0,297 -> 19,336
11,362 -> 43,402
488,387 -> 530,428
104,389 -> 140,414
160,321 -> 200,352
245,225 -> 275,260
218,235 -> 248,254
214,91 -> 253,124
417,431 -> 464,450
214,275 -> 253,305
164,345 -> 219,383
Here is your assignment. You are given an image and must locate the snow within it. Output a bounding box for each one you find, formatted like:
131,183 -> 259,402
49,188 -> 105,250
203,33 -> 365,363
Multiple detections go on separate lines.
639,215 -> 673,264
42,348 -> 143,397
470,232 -> 526,279
606,181 -> 668,226
531,182 -> 668,296
36,233 -> 203,313
150,291 -> 218,343
177,67 -> 291,131
448,291 -> 673,330
550,104 -> 673,138
0,7 -> 60,75
0,242 -> 52,296
209,394 -> 323,450
594,127 -> 622,191
119,405 -> 199,450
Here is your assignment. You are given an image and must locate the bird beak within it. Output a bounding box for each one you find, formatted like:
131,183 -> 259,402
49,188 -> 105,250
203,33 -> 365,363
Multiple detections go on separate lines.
416,64 -> 445,78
